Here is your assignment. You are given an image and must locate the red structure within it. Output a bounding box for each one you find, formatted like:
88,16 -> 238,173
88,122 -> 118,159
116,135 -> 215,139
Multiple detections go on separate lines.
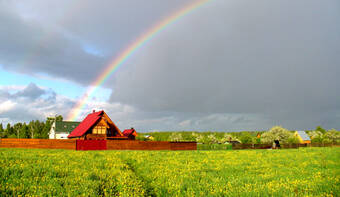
68,110 -> 128,140
123,128 -> 138,140
76,140 -> 107,150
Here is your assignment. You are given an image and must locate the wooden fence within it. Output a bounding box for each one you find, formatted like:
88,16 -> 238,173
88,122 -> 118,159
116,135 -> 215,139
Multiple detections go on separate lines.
0,138 -> 197,151
106,140 -> 196,150
232,143 -> 339,150
0,138 -> 76,150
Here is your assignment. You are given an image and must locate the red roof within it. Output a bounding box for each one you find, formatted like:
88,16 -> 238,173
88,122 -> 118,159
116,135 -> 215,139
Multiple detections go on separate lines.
68,111 -> 103,138
123,129 -> 137,137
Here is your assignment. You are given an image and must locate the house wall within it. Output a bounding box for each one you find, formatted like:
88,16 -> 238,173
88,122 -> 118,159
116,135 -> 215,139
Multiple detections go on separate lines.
49,121 -> 56,139
56,133 -> 69,139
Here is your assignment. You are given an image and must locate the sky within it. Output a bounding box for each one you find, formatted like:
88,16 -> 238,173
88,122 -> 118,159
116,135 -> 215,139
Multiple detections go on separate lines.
0,0 -> 339,132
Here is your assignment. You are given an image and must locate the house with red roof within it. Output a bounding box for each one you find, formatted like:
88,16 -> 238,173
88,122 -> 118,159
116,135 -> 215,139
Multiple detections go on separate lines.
68,110 -> 128,140
123,128 -> 138,140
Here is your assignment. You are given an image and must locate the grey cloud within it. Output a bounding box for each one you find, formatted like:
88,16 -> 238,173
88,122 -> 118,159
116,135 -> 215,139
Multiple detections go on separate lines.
14,83 -> 45,99
110,0 -> 340,129
0,3 -> 106,85
0,83 -> 74,123
1,0 -> 339,130
0,0 -> 196,86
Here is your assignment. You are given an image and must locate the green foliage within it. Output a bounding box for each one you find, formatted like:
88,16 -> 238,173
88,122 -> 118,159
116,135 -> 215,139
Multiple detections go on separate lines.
197,143 -> 232,150
324,129 -> 340,143
309,131 -> 324,143
316,126 -> 327,134
0,148 -> 338,196
287,135 -> 300,144
169,132 -> 183,142
308,129 -> 340,143
1,119 -> 52,139
239,133 -> 253,144
141,131 -> 260,144
261,126 -> 294,144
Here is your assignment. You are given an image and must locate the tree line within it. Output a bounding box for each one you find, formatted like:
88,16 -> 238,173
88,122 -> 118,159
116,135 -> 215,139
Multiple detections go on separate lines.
139,126 -> 340,144
0,116 -> 63,139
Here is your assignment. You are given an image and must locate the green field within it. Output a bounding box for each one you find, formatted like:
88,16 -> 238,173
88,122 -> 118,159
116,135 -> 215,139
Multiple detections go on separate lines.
0,148 -> 339,196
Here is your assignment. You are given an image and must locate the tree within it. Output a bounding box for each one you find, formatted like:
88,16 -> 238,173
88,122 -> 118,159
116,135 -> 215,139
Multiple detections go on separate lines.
192,133 -> 206,143
219,133 -> 240,144
0,123 -> 4,138
315,126 -> 327,134
309,131 -> 324,143
169,132 -> 183,142
5,123 -> 16,138
239,133 -> 253,144
41,120 -> 51,139
323,129 -> 340,143
19,123 -> 30,138
261,126 -> 295,144
56,115 -> 63,122
207,134 -> 218,144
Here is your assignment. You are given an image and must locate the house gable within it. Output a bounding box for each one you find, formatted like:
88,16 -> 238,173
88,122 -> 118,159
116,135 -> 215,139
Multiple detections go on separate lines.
295,131 -> 311,143
68,110 -> 126,139
68,111 -> 102,138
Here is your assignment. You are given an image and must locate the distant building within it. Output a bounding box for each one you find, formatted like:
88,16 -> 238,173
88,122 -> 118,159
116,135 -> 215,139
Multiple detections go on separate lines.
294,131 -> 311,144
123,128 -> 138,140
49,121 -> 80,139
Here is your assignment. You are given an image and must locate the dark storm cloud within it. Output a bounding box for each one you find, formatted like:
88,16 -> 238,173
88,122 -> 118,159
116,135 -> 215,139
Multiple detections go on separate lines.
0,2 -> 106,85
0,0 -> 195,86
110,0 -> 340,129
1,0 -> 339,130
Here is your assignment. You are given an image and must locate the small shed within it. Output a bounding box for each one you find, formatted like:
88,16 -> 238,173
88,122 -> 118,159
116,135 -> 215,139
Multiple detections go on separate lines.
123,128 -> 138,140
68,110 -> 127,140
294,131 -> 311,144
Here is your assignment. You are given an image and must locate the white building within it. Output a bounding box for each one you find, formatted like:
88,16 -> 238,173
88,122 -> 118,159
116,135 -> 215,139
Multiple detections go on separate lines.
49,120 -> 80,139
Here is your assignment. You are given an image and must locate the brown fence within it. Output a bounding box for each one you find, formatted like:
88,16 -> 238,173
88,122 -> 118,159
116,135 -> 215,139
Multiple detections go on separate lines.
106,140 -> 197,151
0,138 -> 76,150
0,138 -> 197,151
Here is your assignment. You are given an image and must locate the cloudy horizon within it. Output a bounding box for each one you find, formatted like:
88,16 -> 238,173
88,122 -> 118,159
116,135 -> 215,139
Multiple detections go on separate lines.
1,0 -> 339,132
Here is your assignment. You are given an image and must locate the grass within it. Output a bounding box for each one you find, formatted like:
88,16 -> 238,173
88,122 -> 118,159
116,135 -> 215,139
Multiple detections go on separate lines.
0,147 -> 339,196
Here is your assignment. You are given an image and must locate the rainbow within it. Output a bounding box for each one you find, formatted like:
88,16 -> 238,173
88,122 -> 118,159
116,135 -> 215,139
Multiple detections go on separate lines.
67,0 -> 211,121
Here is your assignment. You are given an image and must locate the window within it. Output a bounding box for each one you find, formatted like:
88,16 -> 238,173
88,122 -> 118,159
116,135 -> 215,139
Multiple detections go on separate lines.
93,126 -> 106,134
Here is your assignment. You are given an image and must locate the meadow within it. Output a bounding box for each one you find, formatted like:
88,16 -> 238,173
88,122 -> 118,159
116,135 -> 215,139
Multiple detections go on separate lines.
0,148 -> 339,196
